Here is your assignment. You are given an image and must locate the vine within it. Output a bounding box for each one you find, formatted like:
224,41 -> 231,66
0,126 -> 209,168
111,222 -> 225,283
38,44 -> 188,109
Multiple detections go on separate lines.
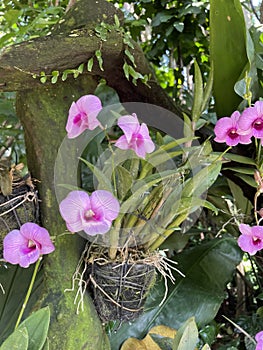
34,14 -> 150,86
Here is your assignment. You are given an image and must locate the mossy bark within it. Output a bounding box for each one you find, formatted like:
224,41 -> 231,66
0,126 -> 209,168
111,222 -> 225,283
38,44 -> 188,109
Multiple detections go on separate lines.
16,75 -> 110,350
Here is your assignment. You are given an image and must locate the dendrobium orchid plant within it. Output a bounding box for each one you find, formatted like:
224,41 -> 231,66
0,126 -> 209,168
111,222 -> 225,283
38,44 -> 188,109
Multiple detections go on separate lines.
56,93 -> 222,260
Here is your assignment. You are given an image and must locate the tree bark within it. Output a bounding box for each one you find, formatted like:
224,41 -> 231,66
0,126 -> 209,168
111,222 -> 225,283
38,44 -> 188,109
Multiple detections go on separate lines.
16,74 -> 110,349
0,0 -> 181,117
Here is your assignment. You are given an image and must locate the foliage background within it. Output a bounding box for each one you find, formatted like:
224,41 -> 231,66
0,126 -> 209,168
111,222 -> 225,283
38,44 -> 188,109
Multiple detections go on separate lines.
1,0 -> 263,349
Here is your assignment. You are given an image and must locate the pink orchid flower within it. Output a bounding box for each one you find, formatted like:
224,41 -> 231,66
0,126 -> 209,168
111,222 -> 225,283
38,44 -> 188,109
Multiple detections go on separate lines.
66,95 -> 102,138
256,331 -> 263,350
214,111 -> 252,146
238,101 -> 263,139
115,113 -> 155,158
3,223 -> 55,268
59,190 -> 120,236
238,224 -> 263,255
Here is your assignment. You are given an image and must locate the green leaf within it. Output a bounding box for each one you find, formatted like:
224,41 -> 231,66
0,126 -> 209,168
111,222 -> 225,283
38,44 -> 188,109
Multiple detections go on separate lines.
78,63 -> 84,74
109,237 -> 242,349
123,61 -> 130,80
181,162 -> 222,198
173,317 -> 198,350
124,49 -> 136,67
95,50 -> 104,71
0,264 -> 41,342
223,167 -> 255,175
61,71 -> 68,81
223,153 -> 256,165
128,65 -> 144,81
183,113 -> 193,139
115,165 -> 133,200
234,173 -> 257,188
87,57 -> 94,72
191,60 -> 203,122
4,9 -> 22,25
18,307 -> 50,350
0,327 -> 28,350
152,12 -> 173,27
201,345 -> 211,350
51,70 -> 59,84
227,179 -> 253,215
150,334 -> 173,349
40,76 -> 47,84
79,157 -> 113,192
174,22 -> 184,33
201,63 -> 214,112
114,14 -> 120,28
73,70 -> 79,79
210,0 -> 248,115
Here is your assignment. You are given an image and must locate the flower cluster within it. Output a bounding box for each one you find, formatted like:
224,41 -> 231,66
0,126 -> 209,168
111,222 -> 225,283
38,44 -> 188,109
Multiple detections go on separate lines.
214,100 -> 263,146
65,94 -> 155,159
58,94 -> 156,238
214,101 -> 263,256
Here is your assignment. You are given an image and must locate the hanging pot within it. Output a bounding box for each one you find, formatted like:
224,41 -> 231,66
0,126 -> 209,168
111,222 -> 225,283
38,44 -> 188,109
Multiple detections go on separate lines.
89,260 -> 156,322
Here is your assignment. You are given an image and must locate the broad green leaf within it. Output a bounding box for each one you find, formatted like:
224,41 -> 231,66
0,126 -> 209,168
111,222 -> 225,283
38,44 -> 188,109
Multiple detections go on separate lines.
173,317 -> 198,350
0,264 -> 42,342
109,237 -> 242,349
210,0 -> 248,116
18,307 -> 50,350
152,12 -> 173,26
191,60 -> 203,123
223,153 -> 256,165
181,162 -> 221,198
227,179 -> 253,215
0,327 -> 28,350
223,167 -> 255,175
234,173 -> 257,188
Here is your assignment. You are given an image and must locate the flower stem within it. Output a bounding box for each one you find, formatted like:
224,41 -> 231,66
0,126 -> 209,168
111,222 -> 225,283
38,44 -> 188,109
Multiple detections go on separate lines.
15,257 -> 42,329
254,190 -> 260,225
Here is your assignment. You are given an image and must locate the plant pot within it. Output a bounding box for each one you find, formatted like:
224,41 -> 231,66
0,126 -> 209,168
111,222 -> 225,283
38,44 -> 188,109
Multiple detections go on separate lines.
89,260 -> 156,322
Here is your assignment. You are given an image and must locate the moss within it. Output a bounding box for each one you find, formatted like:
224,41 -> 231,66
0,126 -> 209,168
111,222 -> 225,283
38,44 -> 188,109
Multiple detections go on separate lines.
16,74 -> 110,350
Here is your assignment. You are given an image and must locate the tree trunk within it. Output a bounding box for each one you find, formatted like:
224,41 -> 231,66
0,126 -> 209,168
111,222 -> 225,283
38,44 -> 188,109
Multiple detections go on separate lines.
16,74 -> 110,350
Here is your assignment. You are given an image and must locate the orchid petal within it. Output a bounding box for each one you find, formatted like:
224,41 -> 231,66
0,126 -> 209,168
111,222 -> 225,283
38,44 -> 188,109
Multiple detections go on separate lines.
90,190 -> 120,221
117,114 -> 140,143
59,190 -> 90,226
3,230 -> 27,264
115,135 -> 130,150
83,219 -> 112,236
